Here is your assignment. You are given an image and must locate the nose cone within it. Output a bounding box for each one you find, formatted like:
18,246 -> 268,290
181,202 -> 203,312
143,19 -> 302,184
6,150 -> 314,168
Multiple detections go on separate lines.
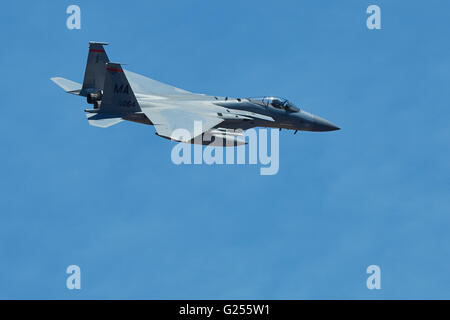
312,115 -> 340,131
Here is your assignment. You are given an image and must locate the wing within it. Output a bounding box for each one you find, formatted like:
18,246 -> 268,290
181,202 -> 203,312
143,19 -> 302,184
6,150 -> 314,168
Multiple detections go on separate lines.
142,106 -> 224,142
124,69 -> 198,97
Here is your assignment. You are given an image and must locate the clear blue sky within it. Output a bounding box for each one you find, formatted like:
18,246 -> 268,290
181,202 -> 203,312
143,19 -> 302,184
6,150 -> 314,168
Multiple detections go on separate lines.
1,0 -> 449,299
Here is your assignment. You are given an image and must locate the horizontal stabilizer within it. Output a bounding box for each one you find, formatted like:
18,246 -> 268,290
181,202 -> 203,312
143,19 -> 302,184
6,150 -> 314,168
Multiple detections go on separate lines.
50,77 -> 82,95
86,113 -> 123,128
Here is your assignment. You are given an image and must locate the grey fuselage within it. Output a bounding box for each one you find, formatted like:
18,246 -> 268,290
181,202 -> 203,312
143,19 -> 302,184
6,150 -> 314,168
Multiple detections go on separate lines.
133,94 -> 340,133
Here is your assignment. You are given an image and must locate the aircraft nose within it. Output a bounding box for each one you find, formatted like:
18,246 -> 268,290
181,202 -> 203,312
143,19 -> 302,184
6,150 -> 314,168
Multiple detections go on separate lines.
312,116 -> 340,131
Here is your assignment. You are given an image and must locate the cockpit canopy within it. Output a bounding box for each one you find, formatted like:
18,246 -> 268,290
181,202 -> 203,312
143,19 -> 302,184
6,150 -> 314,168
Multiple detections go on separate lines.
248,96 -> 300,112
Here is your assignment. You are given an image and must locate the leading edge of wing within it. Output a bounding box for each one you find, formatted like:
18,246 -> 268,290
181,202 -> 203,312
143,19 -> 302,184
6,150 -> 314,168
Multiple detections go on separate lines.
142,107 -> 224,142
123,69 -> 199,97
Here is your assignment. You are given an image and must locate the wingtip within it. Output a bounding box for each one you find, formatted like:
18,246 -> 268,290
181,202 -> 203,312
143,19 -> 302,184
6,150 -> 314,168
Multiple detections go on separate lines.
89,41 -> 109,45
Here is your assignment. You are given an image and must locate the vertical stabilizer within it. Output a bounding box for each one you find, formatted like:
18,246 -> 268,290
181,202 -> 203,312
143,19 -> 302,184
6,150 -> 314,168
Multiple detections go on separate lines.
100,62 -> 141,113
81,42 -> 110,95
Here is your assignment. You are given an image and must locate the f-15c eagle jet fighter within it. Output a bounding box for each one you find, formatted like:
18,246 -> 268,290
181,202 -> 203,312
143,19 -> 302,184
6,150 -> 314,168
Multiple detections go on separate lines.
51,42 -> 339,146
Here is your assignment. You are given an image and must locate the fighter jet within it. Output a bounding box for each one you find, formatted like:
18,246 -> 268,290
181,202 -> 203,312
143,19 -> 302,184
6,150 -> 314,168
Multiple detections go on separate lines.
51,42 -> 339,146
